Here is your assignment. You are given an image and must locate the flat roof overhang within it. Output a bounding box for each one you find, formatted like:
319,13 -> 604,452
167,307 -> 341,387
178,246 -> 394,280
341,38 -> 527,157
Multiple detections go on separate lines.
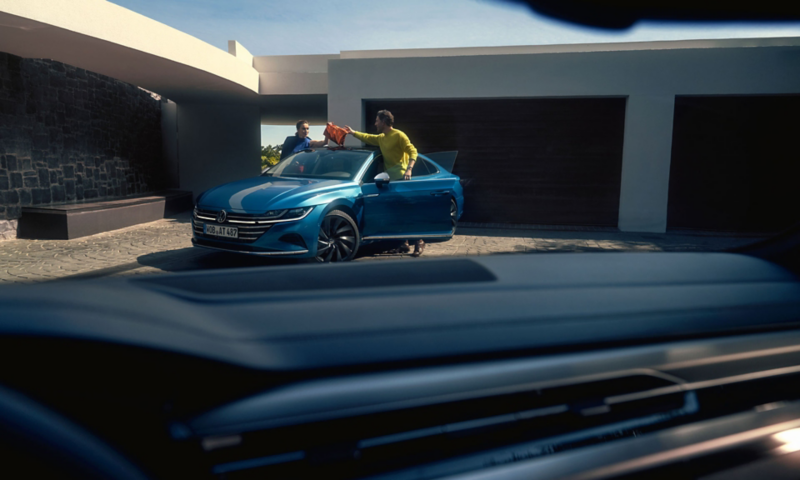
0,0 -> 260,104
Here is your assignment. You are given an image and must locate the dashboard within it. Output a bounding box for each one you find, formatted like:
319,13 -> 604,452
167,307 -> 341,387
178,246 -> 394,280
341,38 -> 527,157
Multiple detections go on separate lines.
1,252 -> 799,479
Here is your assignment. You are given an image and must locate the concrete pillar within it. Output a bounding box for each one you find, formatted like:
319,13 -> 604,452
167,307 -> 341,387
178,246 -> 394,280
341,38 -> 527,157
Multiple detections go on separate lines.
617,94 -> 676,233
176,103 -> 261,199
161,99 -> 179,189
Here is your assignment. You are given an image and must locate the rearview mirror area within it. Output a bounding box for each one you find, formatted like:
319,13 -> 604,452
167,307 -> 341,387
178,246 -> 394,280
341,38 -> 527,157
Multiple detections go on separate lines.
374,172 -> 390,187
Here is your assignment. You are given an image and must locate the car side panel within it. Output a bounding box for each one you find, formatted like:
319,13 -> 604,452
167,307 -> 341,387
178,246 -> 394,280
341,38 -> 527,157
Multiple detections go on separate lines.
361,178 -> 453,237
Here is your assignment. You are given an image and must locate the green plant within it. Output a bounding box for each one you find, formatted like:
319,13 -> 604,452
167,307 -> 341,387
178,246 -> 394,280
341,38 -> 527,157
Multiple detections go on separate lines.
261,144 -> 282,170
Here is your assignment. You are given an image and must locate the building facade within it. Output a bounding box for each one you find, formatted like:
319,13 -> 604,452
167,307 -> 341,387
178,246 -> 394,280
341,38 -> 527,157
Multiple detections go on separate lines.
1,0 -> 799,238
325,40 -> 800,233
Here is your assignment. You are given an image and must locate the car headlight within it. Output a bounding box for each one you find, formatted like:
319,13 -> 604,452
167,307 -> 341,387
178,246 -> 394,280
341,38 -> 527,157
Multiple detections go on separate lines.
263,209 -> 287,219
285,207 -> 314,219
263,206 -> 314,222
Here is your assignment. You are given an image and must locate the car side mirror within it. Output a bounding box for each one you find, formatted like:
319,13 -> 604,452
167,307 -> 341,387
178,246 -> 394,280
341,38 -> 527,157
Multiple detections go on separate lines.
374,172 -> 390,187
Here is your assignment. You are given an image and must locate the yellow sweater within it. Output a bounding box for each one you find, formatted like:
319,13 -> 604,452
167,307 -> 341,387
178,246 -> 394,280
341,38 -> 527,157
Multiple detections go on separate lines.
353,129 -> 417,180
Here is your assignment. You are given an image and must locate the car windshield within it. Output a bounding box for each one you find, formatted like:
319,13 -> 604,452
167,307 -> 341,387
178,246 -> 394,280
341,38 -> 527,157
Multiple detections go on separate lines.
0,1 -> 797,283
262,149 -> 372,181
4,3 -> 800,480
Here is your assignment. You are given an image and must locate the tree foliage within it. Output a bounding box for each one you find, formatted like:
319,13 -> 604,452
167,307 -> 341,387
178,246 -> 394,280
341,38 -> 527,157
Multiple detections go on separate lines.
261,145 -> 282,170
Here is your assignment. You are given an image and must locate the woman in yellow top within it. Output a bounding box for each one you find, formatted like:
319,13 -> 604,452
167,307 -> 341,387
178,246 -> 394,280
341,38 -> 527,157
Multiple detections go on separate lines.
344,110 -> 425,256
344,110 -> 418,181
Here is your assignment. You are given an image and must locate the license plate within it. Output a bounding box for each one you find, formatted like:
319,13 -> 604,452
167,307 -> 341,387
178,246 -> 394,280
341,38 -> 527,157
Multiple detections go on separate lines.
203,224 -> 238,239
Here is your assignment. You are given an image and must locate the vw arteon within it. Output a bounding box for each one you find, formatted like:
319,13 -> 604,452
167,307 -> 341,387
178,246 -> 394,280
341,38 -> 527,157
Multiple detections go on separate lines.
191,148 -> 464,262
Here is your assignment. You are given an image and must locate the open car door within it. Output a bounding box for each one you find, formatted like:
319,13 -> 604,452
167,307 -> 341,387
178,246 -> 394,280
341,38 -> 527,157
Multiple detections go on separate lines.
422,151 -> 458,173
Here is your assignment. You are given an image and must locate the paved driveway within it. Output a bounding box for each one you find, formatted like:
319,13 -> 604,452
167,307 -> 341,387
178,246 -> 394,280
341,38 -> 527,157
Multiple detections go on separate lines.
0,212 -> 765,284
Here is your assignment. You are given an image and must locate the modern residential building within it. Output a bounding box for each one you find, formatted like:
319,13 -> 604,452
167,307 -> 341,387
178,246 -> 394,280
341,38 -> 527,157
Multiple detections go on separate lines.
1,0 -> 798,238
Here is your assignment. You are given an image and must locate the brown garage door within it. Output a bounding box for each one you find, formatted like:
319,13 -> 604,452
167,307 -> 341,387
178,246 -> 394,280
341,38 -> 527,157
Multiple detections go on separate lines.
668,96 -> 800,233
364,98 -> 626,226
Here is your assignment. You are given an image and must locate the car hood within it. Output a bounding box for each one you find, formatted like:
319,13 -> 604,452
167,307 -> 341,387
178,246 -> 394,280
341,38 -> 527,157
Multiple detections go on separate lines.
197,176 -> 349,212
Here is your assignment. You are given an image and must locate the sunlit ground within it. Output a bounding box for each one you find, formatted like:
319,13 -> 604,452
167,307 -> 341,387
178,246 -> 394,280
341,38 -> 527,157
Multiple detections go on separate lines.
0,212 -> 766,284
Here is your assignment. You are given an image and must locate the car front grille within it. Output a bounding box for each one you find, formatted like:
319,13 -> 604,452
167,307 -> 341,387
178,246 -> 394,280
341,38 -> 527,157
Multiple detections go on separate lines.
193,208 -> 274,243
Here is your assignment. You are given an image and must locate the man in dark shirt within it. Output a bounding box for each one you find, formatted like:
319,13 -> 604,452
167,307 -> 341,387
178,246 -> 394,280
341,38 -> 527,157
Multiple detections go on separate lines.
279,120 -> 329,160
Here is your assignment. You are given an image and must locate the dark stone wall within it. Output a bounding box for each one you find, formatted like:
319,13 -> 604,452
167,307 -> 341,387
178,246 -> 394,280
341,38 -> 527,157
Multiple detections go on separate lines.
0,52 -> 164,221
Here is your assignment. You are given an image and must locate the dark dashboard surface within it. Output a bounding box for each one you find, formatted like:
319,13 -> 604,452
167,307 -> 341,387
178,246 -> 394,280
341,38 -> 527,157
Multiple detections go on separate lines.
0,253 -> 798,371
2,252 -> 800,479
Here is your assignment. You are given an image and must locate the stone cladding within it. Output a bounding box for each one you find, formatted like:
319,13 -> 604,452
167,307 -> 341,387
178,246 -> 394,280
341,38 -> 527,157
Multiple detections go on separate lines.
0,52 -> 165,233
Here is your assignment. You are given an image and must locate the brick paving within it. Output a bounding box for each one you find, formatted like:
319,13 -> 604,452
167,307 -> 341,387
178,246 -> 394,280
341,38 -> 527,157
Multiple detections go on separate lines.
0,211 -> 766,285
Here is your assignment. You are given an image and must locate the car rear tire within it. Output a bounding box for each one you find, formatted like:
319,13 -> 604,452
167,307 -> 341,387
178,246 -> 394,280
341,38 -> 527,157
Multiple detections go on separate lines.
316,210 -> 360,262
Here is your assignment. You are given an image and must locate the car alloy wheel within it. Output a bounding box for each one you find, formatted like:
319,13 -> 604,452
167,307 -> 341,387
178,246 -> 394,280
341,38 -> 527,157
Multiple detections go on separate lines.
451,199 -> 458,233
316,210 -> 360,262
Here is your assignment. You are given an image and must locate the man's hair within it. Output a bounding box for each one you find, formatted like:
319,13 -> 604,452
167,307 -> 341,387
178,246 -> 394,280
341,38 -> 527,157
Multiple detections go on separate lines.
377,110 -> 394,127
296,120 -> 309,131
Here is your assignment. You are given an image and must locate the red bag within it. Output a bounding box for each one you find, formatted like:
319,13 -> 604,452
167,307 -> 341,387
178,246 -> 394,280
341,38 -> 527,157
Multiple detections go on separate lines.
325,123 -> 348,146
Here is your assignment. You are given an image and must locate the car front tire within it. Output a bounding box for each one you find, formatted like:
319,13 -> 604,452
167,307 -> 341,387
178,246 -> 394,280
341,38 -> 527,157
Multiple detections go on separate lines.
316,210 -> 360,262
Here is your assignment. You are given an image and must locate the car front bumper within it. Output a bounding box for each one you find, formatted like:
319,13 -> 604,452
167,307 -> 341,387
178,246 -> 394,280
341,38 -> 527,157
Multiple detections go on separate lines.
191,208 -> 324,258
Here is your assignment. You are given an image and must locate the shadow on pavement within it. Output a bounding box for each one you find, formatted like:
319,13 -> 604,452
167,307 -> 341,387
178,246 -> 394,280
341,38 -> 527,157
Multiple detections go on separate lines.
354,240 -> 409,259
132,241 -> 415,275
55,241 -> 423,282
54,248 -> 308,282
167,211 -> 193,222
135,247 -> 309,273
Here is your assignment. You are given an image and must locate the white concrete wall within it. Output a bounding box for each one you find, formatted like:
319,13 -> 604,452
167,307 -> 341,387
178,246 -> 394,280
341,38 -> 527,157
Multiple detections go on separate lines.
228,40 -> 254,67
177,104 -> 261,199
0,0 -> 259,102
617,95 -> 676,232
253,54 -> 336,124
339,37 -> 800,59
254,54 -> 338,95
328,41 -> 800,232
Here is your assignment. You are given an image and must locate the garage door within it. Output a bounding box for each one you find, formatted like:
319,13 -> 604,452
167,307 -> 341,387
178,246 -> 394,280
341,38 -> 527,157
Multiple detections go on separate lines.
668,96 -> 800,232
364,98 -> 626,226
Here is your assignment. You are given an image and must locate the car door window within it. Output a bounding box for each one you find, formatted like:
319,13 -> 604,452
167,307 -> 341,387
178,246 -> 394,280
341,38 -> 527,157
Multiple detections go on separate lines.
410,158 -> 437,178
361,155 -> 385,183
362,156 -> 436,183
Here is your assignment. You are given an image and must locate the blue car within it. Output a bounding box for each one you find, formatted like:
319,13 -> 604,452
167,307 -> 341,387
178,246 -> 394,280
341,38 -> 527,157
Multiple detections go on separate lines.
191,148 -> 464,262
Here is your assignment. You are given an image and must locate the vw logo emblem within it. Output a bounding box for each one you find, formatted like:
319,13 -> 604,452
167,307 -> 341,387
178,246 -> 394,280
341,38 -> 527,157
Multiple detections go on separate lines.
216,210 -> 227,223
